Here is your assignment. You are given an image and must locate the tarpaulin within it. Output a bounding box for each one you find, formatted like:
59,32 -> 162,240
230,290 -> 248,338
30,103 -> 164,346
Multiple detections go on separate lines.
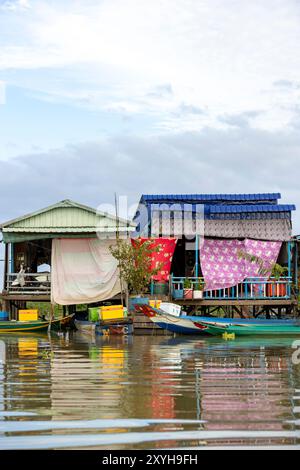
200,238 -> 282,291
51,239 -> 121,305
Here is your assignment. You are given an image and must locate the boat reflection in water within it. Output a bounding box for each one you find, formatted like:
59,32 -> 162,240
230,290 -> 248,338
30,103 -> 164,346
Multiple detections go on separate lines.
0,333 -> 299,449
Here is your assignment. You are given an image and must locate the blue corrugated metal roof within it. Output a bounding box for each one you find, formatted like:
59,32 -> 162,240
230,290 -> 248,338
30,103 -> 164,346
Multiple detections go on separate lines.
141,193 -> 281,204
210,204 -> 296,214
146,203 -> 295,214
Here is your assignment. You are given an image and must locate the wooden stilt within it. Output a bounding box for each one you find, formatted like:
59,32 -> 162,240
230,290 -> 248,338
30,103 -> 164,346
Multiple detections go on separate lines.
48,303 -> 55,332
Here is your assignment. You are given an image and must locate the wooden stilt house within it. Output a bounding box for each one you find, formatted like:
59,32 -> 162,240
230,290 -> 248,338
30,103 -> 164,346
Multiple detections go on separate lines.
134,193 -> 297,317
0,200 -> 135,318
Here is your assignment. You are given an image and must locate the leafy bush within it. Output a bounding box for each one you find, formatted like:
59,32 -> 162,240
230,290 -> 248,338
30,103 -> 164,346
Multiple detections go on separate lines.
110,239 -> 163,295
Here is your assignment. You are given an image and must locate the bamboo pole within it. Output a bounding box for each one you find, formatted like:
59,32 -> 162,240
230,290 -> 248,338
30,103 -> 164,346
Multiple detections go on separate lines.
115,192 -> 125,306
48,303 -> 55,333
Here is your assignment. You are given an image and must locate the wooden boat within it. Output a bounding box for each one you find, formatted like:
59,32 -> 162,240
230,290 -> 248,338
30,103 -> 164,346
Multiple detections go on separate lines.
74,320 -> 96,336
59,314 -> 75,329
96,319 -> 134,336
135,304 -> 299,335
135,304 -> 218,334
75,318 -> 134,337
0,318 -> 62,333
197,321 -> 300,337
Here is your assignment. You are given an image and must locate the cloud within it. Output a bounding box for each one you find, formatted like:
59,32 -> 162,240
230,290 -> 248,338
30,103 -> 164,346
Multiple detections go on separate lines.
0,81 -> 5,104
0,0 -> 30,11
0,124 -> 299,231
1,0 -> 300,131
219,111 -> 263,128
273,80 -> 300,90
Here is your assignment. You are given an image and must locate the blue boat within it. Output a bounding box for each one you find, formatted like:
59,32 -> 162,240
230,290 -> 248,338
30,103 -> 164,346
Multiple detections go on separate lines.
135,304 -> 299,335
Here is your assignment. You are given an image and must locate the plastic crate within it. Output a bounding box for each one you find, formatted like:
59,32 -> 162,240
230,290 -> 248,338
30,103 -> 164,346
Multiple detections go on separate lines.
18,310 -> 38,322
100,306 -> 124,321
88,307 -> 100,322
0,312 -> 9,321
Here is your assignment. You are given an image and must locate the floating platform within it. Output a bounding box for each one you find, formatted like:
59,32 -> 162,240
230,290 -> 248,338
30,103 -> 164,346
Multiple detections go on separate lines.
75,318 -> 134,337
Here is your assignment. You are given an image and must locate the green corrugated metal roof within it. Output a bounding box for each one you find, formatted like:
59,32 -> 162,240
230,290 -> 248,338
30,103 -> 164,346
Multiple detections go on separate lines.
1,200 -> 135,242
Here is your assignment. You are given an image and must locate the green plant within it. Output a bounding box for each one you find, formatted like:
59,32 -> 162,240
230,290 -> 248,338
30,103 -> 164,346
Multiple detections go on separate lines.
194,279 -> 205,291
237,250 -> 288,280
237,250 -> 267,274
270,263 -> 288,281
183,278 -> 193,289
27,302 -> 63,319
110,238 -> 163,295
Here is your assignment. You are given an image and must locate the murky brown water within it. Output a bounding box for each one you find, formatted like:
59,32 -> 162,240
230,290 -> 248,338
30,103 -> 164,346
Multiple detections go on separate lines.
0,332 -> 300,449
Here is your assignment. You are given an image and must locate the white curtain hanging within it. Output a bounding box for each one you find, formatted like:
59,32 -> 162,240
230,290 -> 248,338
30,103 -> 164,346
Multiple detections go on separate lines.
51,238 -> 121,305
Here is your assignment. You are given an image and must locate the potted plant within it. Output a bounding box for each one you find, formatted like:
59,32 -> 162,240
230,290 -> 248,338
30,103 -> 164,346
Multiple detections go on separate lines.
110,238 -> 163,311
183,278 -> 193,300
193,279 -> 205,300
267,264 -> 288,298
237,251 -> 289,299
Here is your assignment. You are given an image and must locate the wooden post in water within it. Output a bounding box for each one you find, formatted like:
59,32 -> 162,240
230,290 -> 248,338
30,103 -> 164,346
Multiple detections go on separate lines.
3,243 -> 9,292
49,303 -> 55,332
115,192 -> 125,306
3,243 -> 10,318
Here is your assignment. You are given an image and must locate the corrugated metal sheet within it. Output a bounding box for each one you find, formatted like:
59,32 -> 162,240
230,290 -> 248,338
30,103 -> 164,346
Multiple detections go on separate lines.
210,204 -> 296,214
1,200 -> 135,234
141,193 -> 281,204
145,203 -> 295,214
7,207 -> 98,230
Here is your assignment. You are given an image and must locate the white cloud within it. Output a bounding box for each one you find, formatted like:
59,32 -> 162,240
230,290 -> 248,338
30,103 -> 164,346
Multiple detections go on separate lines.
0,0 -> 300,131
0,0 -> 30,11
1,128 -> 299,287
0,81 -> 5,104
0,125 -> 298,229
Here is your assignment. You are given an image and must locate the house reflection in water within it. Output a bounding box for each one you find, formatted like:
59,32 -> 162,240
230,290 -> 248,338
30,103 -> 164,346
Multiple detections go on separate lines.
49,337 -> 129,421
162,338 -> 300,444
1,336 -> 53,417
0,335 -> 299,449
0,340 -> 5,416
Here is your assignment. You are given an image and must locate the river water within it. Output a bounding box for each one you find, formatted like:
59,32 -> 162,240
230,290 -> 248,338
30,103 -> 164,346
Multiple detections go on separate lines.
0,332 -> 299,450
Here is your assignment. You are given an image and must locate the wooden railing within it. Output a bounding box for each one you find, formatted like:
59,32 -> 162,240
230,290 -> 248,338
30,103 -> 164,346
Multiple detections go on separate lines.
6,273 -> 51,295
170,276 -> 293,301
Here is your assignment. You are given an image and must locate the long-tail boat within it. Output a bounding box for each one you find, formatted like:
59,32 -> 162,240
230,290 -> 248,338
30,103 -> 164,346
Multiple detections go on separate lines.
74,320 -> 96,336
135,304 -> 299,335
0,315 -> 74,334
197,320 -> 300,337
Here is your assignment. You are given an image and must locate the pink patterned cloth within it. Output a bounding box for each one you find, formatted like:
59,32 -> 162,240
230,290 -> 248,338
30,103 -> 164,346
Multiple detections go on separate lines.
201,239 -> 282,291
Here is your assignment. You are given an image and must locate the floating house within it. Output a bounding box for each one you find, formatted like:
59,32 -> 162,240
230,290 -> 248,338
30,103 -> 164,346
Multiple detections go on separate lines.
0,200 -> 135,318
134,193 -> 297,317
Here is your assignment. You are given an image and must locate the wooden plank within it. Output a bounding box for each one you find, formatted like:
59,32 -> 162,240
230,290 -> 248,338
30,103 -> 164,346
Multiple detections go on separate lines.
1,293 -> 51,302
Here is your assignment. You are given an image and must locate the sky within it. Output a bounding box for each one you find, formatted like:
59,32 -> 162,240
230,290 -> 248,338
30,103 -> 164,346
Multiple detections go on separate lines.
0,0 -> 300,239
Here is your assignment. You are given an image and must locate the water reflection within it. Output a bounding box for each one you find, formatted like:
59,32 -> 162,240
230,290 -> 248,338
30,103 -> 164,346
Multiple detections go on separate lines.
0,333 -> 299,449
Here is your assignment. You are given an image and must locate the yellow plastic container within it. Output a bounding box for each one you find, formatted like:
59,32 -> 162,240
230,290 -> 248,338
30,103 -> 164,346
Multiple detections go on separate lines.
18,310 -> 38,322
149,300 -> 162,309
100,305 -> 124,321
101,305 -> 123,311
